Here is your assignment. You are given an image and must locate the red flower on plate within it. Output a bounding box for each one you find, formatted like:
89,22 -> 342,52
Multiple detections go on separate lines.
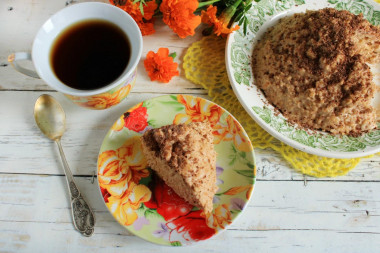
100,187 -> 111,203
123,106 -> 148,132
145,176 -> 193,222
145,175 -> 216,243
167,210 -> 215,242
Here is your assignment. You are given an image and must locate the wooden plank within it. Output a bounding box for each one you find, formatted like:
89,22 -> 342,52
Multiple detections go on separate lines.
0,174 -> 379,252
1,174 -> 378,232
0,91 -> 379,180
0,0 -> 204,93
1,222 -> 380,253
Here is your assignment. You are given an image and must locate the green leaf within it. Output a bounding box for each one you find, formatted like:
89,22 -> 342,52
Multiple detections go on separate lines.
258,8 -> 265,17
294,0 -> 305,5
335,2 -> 345,10
371,10 -> 380,26
229,157 -> 237,166
139,2 -> 144,16
174,106 -> 184,112
234,72 -> 242,84
236,13 -> 244,25
243,17 -> 248,35
169,52 -> 177,59
242,76 -> 249,86
244,3 -> 252,11
160,101 -> 182,105
147,119 -> 156,127
239,151 -> 246,159
143,100 -> 152,108
138,170 -> 152,186
131,0 -> 147,16
159,102 -> 184,112
246,162 -> 255,169
159,99 -> 183,111
171,241 -> 182,247
231,144 -> 237,153
138,203 -> 146,211
235,169 -> 254,178
230,209 -> 242,215
144,208 -> 161,219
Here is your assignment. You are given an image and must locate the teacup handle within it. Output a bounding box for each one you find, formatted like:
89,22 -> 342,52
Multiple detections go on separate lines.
8,52 -> 40,79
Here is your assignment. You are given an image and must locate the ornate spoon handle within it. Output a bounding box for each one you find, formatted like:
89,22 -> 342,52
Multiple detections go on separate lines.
56,139 -> 95,237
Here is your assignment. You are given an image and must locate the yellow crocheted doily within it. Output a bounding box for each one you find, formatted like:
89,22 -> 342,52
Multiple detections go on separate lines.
183,35 -> 378,177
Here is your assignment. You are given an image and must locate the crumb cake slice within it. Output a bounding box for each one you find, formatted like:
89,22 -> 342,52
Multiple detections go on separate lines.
141,122 -> 218,213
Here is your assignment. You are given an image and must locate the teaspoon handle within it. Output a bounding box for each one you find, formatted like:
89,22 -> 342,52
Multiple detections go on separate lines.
56,139 -> 95,237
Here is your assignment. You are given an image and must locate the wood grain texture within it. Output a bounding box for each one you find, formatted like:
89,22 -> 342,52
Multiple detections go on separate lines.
0,0 -> 379,252
1,174 -> 379,252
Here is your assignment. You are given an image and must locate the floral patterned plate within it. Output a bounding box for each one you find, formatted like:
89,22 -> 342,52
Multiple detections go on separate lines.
97,95 -> 256,246
226,0 -> 380,158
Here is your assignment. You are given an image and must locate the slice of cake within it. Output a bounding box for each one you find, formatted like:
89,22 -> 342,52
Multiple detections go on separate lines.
141,122 -> 217,213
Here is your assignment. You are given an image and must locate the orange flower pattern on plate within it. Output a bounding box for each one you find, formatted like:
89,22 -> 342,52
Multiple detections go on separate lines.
98,136 -> 149,196
68,84 -> 131,110
203,204 -> 232,231
223,185 -> 252,199
174,95 -> 251,151
173,94 -> 223,127
214,115 -> 253,152
107,183 -> 151,226
99,136 -> 151,226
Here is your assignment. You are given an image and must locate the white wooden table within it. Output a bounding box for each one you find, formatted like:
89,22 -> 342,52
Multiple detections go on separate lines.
1,1 -> 380,252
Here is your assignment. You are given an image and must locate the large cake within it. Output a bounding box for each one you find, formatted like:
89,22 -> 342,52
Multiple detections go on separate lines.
252,8 -> 380,135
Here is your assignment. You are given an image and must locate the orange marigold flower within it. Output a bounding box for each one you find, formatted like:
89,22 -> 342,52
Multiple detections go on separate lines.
144,48 -> 179,83
136,20 -> 155,36
160,0 -> 201,38
201,5 -> 240,37
110,0 -> 157,36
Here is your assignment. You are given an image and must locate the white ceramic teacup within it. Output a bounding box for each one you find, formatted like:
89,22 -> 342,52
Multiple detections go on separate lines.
8,2 -> 142,110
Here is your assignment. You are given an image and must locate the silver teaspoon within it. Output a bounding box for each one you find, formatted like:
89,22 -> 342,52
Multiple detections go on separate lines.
34,94 -> 95,236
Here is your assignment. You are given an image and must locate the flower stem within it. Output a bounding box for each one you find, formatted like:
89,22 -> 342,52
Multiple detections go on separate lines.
197,0 -> 220,8
233,0 -> 244,7
224,0 -> 243,17
219,0 -> 243,27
